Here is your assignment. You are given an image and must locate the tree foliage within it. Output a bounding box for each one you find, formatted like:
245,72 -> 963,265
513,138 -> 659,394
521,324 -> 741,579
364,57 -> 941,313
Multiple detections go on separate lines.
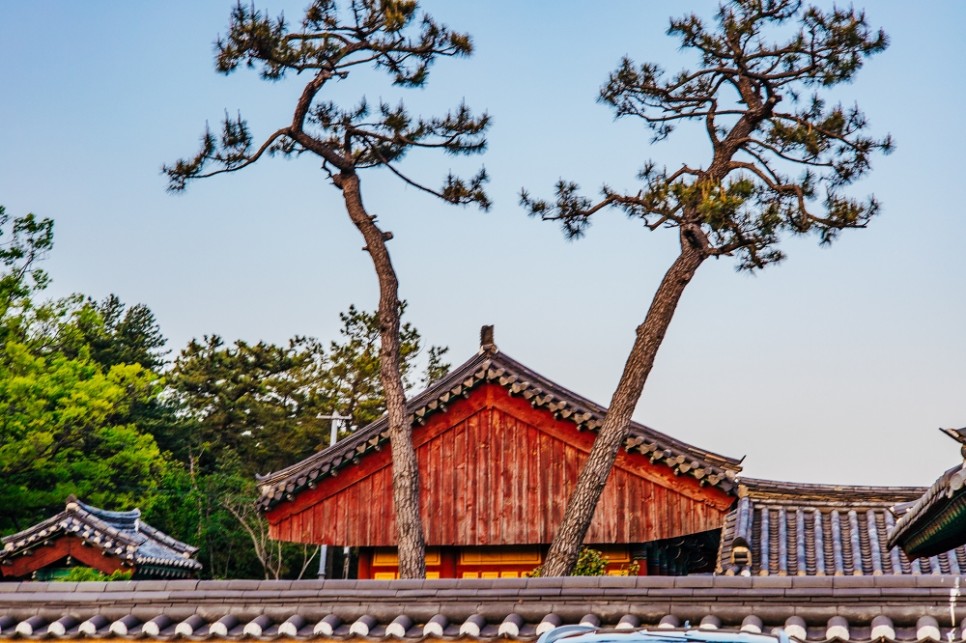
529,547 -> 640,577
322,303 -> 449,427
523,0 -> 891,576
0,209 -> 170,534
73,295 -> 169,371
53,567 -> 133,582
168,335 -> 329,478
144,460 -> 289,580
0,344 -> 167,532
163,0 -> 490,205
167,304 -> 448,478
0,206 -> 53,344
524,0 -> 891,268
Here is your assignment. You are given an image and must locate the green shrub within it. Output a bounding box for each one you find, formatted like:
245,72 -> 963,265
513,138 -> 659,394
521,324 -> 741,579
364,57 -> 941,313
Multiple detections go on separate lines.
528,547 -> 640,577
53,567 -> 133,582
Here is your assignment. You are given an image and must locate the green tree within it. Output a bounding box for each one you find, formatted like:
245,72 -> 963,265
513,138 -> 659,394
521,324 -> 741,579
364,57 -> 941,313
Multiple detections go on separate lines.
164,0 -> 488,578
53,567 -> 133,582
322,303 -> 449,427
0,206 -> 53,344
0,343 -> 168,532
22,294 -> 167,370
167,305 -> 448,477
168,335 -> 330,478
23,293 -> 187,461
529,547 -> 639,577
73,295 -> 169,371
0,208 -> 173,535
522,0 -> 892,575
144,459 -> 285,580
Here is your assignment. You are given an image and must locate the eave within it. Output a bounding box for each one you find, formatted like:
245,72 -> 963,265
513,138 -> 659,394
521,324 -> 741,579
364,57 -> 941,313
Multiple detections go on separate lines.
888,465 -> 966,559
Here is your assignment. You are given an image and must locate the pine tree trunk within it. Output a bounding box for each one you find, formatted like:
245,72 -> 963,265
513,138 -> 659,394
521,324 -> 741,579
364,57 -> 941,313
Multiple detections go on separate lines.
540,231 -> 707,577
339,171 -> 426,579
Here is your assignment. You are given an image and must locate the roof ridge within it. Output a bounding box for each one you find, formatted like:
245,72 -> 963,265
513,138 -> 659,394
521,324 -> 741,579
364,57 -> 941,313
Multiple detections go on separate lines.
76,500 -> 141,523
0,576 -> 963,641
137,521 -> 199,556
0,509 -> 71,547
740,477 -> 928,500
62,502 -> 142,551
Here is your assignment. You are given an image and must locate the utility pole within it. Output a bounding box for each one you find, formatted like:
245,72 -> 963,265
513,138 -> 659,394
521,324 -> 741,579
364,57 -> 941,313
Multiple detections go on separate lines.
316,411 -> 352,579
318,412 -> 352,449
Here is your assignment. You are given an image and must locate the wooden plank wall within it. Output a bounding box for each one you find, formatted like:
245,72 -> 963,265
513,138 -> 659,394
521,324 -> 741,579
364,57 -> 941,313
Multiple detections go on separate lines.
268,384 -> 733,547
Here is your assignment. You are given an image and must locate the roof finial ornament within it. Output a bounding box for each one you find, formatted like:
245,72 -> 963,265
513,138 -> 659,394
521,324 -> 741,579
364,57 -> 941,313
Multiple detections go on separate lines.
939,427 -> 966,464
479,325 -> 497,354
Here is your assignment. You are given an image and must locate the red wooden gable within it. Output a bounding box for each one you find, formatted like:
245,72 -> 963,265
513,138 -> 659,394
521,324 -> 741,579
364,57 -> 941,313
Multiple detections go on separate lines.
0,535 -> 127,579
266,383 -> 734,548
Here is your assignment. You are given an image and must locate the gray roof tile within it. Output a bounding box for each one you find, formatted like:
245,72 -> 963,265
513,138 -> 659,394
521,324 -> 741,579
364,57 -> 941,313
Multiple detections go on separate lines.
3,576 -> 966,642
718,478 -> 966,578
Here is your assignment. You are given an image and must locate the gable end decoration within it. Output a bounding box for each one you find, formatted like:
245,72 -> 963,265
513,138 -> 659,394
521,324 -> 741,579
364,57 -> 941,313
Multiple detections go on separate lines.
256,347 -> 742,512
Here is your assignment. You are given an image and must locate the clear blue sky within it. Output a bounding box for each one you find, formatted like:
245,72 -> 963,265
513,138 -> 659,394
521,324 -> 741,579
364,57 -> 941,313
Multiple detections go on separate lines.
1,2 -> 963,487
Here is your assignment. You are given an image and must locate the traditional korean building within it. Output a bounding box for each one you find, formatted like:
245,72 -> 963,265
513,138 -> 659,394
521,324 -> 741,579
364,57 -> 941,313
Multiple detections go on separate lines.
0,496 -> 201,581
888,428 -> 966,559
257,337 -> 743,578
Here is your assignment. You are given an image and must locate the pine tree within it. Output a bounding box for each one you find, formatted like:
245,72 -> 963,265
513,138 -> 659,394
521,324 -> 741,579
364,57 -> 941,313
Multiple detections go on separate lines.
522,0 -> 892,576
164,1 -> 489,578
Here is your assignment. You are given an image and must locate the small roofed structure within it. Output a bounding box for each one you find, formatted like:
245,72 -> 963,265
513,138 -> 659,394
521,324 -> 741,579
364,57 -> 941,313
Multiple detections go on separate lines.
0,496 -> 201,581
888,427 -> 966,560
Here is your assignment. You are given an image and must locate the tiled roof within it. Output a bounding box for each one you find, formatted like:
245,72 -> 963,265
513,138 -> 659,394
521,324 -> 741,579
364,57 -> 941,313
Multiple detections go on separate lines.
257,348 -> 742,510
0,576 -> 964,642
888,464 -> 966,559
717,479 -> 966,576
0,498 -> 201,576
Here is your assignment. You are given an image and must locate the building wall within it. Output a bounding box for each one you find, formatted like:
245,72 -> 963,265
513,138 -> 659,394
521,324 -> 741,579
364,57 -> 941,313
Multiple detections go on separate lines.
358,545 -> 640,579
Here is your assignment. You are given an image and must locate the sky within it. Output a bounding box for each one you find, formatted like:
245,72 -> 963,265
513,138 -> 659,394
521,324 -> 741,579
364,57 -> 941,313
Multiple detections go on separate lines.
1,2 -> 963,488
